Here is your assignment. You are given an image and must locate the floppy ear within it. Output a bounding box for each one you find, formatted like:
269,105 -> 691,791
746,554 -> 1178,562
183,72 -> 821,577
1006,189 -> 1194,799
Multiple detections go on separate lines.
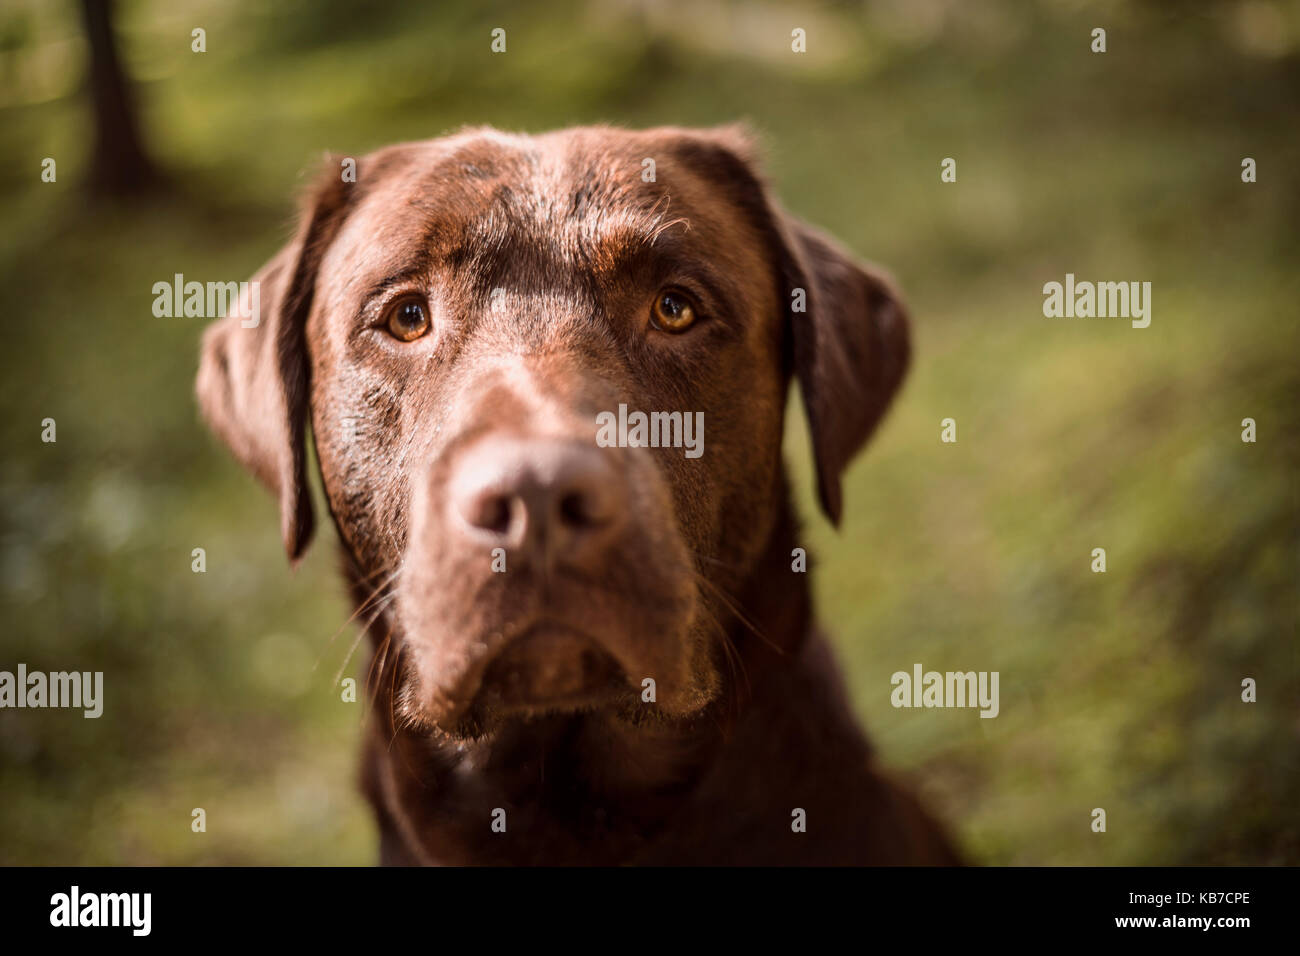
195,164 -> 351,564
681,126 -> 910,526
669,125 -> 910,526
775,214 -> 910,526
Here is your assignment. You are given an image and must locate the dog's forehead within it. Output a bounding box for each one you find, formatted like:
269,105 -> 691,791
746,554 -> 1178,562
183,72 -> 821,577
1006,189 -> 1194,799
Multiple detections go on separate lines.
336,128 -> 756,284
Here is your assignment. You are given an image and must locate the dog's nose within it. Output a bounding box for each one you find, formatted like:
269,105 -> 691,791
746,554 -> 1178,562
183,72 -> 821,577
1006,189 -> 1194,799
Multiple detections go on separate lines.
449,436 -> 626,569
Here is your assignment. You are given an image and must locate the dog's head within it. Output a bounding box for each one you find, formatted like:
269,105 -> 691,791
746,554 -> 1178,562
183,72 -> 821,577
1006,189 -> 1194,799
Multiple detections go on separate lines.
197,125 -> 908,739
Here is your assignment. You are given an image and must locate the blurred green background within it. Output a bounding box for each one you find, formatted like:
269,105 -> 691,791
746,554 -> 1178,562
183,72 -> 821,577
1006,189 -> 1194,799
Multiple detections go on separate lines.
1,0 -> 1296,865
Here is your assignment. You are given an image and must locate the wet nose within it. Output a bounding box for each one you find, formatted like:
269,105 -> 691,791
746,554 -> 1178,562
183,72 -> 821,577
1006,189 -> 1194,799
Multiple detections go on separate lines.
449,436 -> 626,570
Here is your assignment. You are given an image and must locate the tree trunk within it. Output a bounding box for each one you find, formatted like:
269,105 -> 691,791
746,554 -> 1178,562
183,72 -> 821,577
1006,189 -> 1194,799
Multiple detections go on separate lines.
79,0 -> 158,196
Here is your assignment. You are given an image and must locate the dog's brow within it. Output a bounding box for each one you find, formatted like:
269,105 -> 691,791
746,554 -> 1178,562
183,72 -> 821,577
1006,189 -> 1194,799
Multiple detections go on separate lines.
585,192 -> 689,248
364,257 -> 434,299
573,208 -> 692,276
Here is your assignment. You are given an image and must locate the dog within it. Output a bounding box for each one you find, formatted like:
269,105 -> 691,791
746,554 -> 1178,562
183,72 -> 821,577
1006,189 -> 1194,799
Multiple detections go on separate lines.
196,124 -> 960,865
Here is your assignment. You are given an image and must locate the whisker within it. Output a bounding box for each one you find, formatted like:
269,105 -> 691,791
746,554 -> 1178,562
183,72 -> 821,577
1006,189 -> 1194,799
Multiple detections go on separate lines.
313,566 -> 402,673
332,589 -> 398,687
693,570 -> 782,655
357,627 -> 394,735
697,589 -> 749,705
366,632 -> 393,702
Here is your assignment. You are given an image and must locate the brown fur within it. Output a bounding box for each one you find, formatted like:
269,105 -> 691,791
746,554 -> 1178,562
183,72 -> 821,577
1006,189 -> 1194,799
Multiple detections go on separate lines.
197,124 -> 959,865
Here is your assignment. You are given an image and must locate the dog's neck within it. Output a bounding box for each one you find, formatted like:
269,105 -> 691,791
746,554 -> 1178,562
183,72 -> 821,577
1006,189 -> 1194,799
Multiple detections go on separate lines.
355,485 -> 818,864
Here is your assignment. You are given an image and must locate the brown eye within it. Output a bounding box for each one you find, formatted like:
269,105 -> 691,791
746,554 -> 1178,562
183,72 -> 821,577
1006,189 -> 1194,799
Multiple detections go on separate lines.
651,290 -> 697,333
385,297 -> 431,342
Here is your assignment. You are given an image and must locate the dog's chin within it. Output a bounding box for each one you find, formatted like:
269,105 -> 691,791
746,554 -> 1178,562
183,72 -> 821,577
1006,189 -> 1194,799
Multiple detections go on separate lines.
446,625 -> 631,735
395,620 -> 718,743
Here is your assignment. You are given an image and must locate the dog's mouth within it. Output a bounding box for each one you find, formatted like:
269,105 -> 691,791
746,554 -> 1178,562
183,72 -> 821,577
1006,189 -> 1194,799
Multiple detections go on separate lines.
470,623 -> 632,716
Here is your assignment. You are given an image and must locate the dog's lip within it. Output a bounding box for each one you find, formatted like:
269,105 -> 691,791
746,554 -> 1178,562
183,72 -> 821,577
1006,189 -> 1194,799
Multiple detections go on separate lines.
472,621 -> 630,713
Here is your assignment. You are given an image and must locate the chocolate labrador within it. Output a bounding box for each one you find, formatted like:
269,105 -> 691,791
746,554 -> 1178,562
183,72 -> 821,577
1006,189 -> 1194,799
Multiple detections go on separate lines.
196,124 -> 960,865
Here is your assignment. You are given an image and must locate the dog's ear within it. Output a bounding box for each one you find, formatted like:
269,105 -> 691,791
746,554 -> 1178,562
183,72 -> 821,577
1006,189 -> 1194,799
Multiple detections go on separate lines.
196,162 -> 352,564
677,125 -> 910,526
775,214 -> 910,526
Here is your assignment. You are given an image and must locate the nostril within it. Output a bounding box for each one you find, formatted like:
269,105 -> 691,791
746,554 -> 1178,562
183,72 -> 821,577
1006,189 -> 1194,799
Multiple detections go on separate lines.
477,495 -> 515,535
559,490 -> 597,528
448,437 -> 626,555
462,491 -> 518,537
